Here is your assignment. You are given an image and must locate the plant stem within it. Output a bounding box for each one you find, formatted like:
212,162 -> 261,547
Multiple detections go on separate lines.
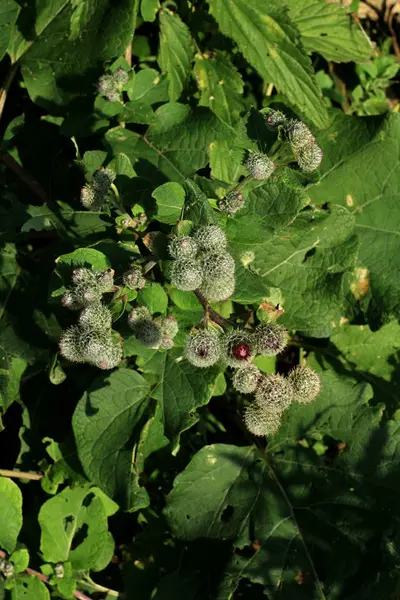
0,63 -> 18,123
194,290 -> 231,328
110,183 -> 125,214
0,469 -> 42,481
81,575 -> 120,597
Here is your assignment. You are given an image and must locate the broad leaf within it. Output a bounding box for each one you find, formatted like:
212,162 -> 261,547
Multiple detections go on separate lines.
158,8 -> 195,102
11,577 -> 50,600
286,0 -> 372,62
207,0 -> 328,128
152,182 -> 185,224
39,484 -> 117,571
308,111 -> 400,327
72,369 -> 151,510
166,364 -> 400,598
0,0 -> 19,60
0,478 -> 22,552
194,50 -> 244,126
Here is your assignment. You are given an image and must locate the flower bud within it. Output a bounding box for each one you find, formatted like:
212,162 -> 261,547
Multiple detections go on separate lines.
134,320 -> 163,348
96,342 -> 123,370
296,143 -> 323,173
193,225 -> 227,251
244,403 -> 282,436
255,322 -> 288,356
55,564 -> 65,579
200,275 -> 235,302
59,326 -> 85,363
232,364 -> 261,394
93,168 -> 116,195
245,152 -> 275,180
112,68 -> 129,86
262,109 -> 287,130
254,374 -> 293,412
160,337 -> 174,350
3,562 -> 14,578
170,258 -> 203,291
160,316 -> 179,339
94,268 -> 114,293
222,330 -> 256,367
80,184 -> 99,210
98,74 -> 114,96
286,120 -> 315,152
78,303 -> 112,331
200,251 -> 235,288
184,329 -> 222,367
218,191 -> 245,216
128,306 -> 151,325
168,236 -> 198,260
288,365 -> 321,404
123,267 -> 146,290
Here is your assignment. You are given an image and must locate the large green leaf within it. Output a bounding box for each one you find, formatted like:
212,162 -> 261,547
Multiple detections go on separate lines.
207,0 -> 328,128
0,0 -> 19,60
308,111 -> 400,327
72,369 -> 151,510
226,181 -> 358,334
8,0 -> 136,109
286,0 -> 372,63
11,576 -> 50,600
39,484 -> 117,571
0,478 -> 22,552
166,364 -> 400,598
158,8 -> 195,102
194,50 -> 244,126
105,103 -> 230,183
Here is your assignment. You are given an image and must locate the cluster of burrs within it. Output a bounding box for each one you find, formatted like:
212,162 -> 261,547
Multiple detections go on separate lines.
80,167 -> 116,211
184,321 -> 321,436
97,67 -> 129,102
218,109 -> 323,216
168,225 -> 235,302
128,308 -> 178,350
59,267 -> 122,369
0,558 -> 14,579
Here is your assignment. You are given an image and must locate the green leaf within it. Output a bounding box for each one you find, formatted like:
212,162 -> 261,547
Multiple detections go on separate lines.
10,549 -> 29,573
308,111 -> 400,327
9,0 -> 137,109
105,104 -> 230,183
158,8 -> 195,102
138,350 -> 220,443
152,182 -> 185,224
120,101 -> 154,125
72,369 -> 151,510
11,577 -> 50,600
137,283 -> 168,314
166,363 -> 400,598
286,0 -> 372,63
141,0 -> 160,22
56,248 -> 111,272
39,485 -> 116,571
194,51 -> 244,126
0,0 -> 19,60
0,478 -> 22,552
207,0 -> 328,128
127,68 -> 169,105
0,356 -> 27,418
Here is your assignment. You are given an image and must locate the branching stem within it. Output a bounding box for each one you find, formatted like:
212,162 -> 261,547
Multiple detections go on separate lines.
194,290 -> 231,328
0,469 -> 42,481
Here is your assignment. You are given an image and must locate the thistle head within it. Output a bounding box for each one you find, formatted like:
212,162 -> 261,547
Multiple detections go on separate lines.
123,266 -> 146,290
232,364 -> 261,394
200,251 -> 235,286
288,365 -> 321,404
160,316 -> 179,339
255,322 -> 288,356
98,74 -> 114,96
170,258 -> 203,291
78,303 -> 112,331
200,275 -> 235,303
54,564 -> 65,579
61,290 -> 81,310
96,341 -> 123,370
286,120 -> 315,152
218,191 -> 245,216
168,236 -> 198,260
254,374 -> 293,412
128,306 -> 151,325
222,330 -> 256,367
244,403 -> 282,436
80,183 -> 101,210
193,225 -> 227,251
59,326 -> 85,363
262,109 -> 288,131
296,143 -> 323,173
184,329 -> 222,368
93,167 -> 116,194
245,152 -> 275,180
112,68 -> 129,86
94,268 -> 114,293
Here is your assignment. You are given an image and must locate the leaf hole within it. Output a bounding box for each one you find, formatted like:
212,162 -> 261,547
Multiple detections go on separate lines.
186,514 -> 191,520
64,515 -> 75,535
71,523 -> 89,550
303,247 -> 316,262
221,505 -> 234,522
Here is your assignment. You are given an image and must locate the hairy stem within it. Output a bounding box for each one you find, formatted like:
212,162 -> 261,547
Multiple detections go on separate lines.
0,64 -> 18,123
194,290 -> 231,328
0,469 -> 42,481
